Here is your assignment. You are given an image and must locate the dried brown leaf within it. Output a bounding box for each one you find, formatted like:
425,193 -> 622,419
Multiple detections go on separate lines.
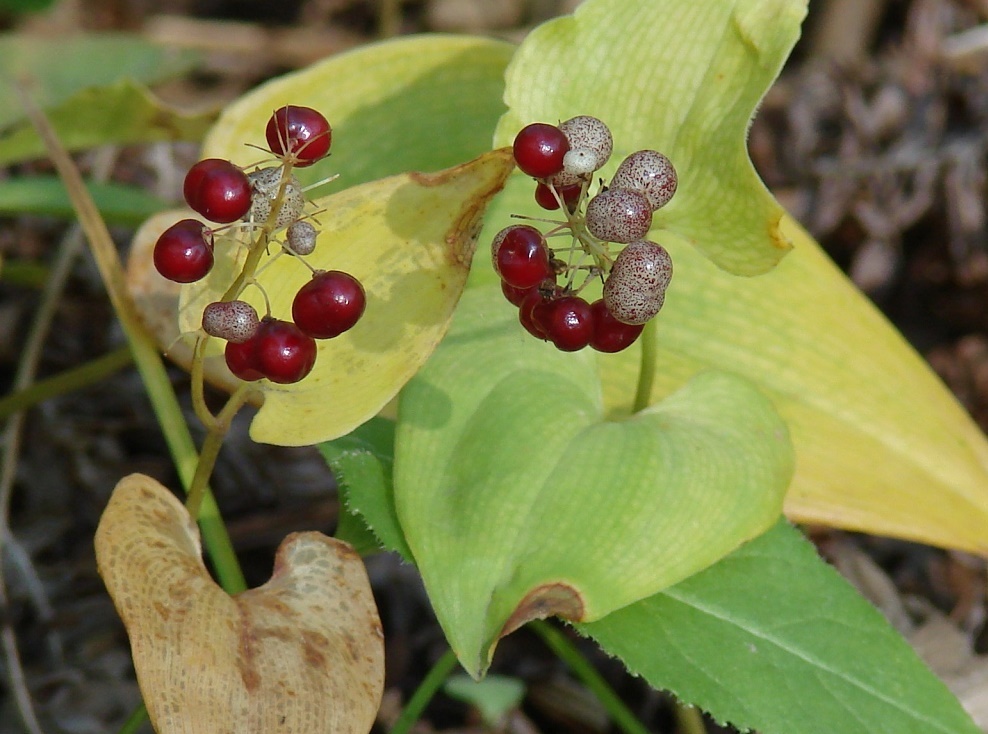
95,473 -> 383,734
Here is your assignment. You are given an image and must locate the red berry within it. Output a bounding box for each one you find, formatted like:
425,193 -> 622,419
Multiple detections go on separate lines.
512,123 -> 569,178
501,281 -> 535,307
254,318 -> 318,384
153,219 -> 214,283
493,225 -> 553,290
534,181 -> 582,211
292,270 -> 366,339
265,106 -> 332,167
588,299 -> 645,353
183,159 -> 251,224
541,296 -> 593,352
518,288 -> 550,340
224,338 -> 263,381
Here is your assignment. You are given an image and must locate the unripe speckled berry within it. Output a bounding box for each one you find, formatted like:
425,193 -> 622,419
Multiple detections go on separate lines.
202,300 -> 260,344
603,240 -> 673,325
286,220 -> 317,255
610,150 -> 678,211
585,187 -> 653,244
562,149 -> 598,177
245,167 -> 305,228
559,116 -> 612,171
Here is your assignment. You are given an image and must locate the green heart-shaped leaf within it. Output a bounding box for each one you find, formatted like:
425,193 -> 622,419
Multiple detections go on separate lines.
494,0 -> 806,275
395,288 -> 793,676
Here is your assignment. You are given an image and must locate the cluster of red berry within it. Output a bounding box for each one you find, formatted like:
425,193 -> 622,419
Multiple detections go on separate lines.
493,116 -> 675,353
152,105 -> 366,385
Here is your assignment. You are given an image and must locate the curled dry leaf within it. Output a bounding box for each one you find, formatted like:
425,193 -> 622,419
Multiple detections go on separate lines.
95,474 -> 384,734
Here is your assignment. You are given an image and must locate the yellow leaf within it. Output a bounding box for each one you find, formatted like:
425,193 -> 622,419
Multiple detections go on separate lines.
596,215 -> 988,554
130,149 -> 514,446
95,474 -> 384,734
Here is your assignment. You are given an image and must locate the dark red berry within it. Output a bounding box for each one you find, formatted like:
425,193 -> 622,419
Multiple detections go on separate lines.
501,281 -> 535,307
254,318 -> 318,384
224,338 -> 264,381
183,159 -> 251,223
588,299 -> 645,353
541,296 -> 593,352
265,106 -> 332,167
292,270 -> 366,339
513,123 -> 569,178
494,225 -> 553,290
534,181 -> 582,211
153,219 -> 214,283
518,288 -> 550,340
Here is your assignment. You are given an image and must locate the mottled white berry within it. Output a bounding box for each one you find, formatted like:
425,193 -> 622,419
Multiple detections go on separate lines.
245,166 -> 305,228
286,220 -> 317,255
585,187 -> 652,244
603,240 -> 673,325
202,300 -> 261,343
611,150 -> 677,211
559,116 -> 612,171
562,149 -> 598,176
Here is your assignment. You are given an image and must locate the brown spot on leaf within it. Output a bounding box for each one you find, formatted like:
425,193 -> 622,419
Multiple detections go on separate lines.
499,583 -> 585,639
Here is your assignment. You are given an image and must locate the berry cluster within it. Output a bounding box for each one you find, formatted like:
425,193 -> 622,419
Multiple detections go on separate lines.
495,116 -> 675,353
153,105 -> 366,385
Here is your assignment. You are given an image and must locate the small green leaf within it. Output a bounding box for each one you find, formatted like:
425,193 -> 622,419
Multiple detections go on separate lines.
0,79 -> 215,165
494,0 -> 805,275
0,175 -> 170,225
0,33 -> 198,129
318,417 -> 411,560
580,521 -> 981,734
395,287 -> 793,676
444,674 -> 525,726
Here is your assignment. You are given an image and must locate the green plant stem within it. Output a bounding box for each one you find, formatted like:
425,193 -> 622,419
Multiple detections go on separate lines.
118,704 -> 149,734
389,648 -> 459,734
17,85 -> 246,595
0,346 -> 132,420
633,317 -> 659,413
186,384 -> 255,518
532,621 -> 651,734
674,702 -> 707,734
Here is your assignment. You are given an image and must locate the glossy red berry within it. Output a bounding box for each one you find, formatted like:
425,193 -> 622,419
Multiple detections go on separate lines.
153,219 -> 214,283
541,296 -> 593,352
265,106 -> 332,167
493,225 -> 553,290
512,123 -> 569,178
254,318 -> 317,384
534,181 -> 582,211
183,159 -> 251,223
518,288 -> 550,340
224,337 -> 264,381
292,270 -> 366,339
588,299 -> 645,353
501,281 -> 535,307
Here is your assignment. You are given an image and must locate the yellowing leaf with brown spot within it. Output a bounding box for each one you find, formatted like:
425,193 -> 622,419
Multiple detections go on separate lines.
95,473 -> 384,734
131,149 -> 513,446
